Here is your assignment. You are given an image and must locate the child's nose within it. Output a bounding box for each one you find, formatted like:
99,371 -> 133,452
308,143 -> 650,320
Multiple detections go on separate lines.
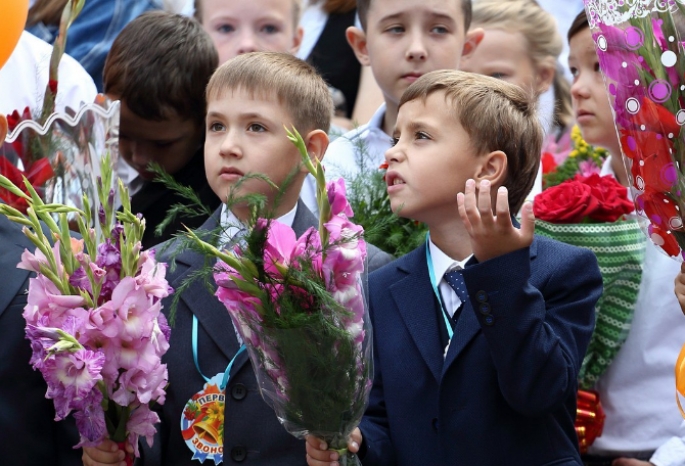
237,31 -> 258,55
406,33 -> 427,61
219,134 -> 243,158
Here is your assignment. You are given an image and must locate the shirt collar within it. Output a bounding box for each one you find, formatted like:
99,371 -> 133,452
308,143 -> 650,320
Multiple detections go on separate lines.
428,238 -> 472,279
367,103 -> 387,131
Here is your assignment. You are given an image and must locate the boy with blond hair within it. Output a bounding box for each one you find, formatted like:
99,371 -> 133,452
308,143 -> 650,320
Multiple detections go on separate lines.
83,52 -> 391,466
306,71 -> 602,465
300,0 -> 483,215
194,0 -> 303,65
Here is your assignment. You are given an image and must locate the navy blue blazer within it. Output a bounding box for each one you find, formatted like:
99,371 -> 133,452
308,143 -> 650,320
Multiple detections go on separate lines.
360,236 -> 602,466
143,202 -> 392,465
0,214 -> 81,465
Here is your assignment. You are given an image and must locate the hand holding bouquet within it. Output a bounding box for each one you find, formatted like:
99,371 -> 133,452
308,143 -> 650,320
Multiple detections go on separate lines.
0,153 -> 171,463
186,128 -> 372,465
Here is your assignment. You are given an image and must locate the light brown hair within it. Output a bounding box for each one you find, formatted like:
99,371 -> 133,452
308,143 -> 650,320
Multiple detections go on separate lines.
206,52 -> 333,134
357,0 -> 472,32
103,11 -> 218,125
472,0 -> 573,131
194,0 -> 302,27
400,70 -> 542,212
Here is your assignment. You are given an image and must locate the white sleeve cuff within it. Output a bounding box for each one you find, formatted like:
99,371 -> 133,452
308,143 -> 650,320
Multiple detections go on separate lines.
651,437 -> 685,466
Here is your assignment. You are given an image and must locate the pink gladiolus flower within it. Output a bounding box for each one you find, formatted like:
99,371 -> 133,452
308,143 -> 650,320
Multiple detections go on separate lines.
136,250 -> 172,300
109,277 -> 156,342
23,275 -> 87,326
327,178 -> 354,217
127,404 -> 160,457
73,391 -> 106,447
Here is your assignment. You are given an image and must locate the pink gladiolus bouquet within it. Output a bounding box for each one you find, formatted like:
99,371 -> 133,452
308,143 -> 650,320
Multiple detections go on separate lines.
186,128 -> 371,466
0,153 -> 171,463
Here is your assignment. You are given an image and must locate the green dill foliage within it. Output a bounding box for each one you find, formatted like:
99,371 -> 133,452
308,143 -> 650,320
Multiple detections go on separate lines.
343,134 -> 427,258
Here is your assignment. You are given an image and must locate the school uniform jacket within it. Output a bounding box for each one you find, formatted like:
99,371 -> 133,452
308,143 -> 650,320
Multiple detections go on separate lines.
359,236 -> 603,466
0,214 -> 81,466
143,202 -> 392,465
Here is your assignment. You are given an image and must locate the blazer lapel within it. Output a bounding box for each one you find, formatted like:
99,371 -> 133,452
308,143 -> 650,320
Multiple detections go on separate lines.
291,200 -> 318,237
441,238 -> 540,375
171,209 -> 243,364
390,248 -> 444,383
0,216 -> 31,319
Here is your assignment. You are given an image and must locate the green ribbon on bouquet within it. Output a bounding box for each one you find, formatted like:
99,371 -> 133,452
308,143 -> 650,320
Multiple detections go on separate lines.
535,218 -> 646,390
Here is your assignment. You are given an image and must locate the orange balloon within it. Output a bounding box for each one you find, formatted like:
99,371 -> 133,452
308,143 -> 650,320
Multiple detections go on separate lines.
0,0 -> 29,70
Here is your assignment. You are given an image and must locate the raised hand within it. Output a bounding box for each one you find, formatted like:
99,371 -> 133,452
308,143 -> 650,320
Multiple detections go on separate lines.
457,179 -> 534,263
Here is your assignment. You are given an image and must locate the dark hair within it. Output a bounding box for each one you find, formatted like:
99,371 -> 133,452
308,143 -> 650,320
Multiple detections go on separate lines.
103,11 -> 218,125
567,10 -> 588,42
357,0 -> 472,32
401,70 -> 542,213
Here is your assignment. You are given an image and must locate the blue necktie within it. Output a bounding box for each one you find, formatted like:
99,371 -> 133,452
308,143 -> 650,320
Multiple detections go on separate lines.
444,268 -> 468,325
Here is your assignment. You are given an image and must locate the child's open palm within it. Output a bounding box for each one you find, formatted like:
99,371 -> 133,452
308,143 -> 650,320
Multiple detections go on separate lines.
457,179 -> 535,263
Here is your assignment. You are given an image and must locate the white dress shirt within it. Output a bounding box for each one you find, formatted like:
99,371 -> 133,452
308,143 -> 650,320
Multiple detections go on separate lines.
0,31 -> 97,116
587,157 -> 685,466
428,239 -> 472,318
301,103 -> 390,216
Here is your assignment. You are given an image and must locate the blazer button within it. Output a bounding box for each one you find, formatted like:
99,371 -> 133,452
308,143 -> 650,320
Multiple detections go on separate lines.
231,383 -> 247,401
476,290 -> 488,303
484,315 -> 495,326
478,303 -> 491,316
431,418 -> 439,431
231,446 -> 247,462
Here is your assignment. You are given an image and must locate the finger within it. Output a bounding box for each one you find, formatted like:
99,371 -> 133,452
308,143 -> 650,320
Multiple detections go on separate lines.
305,440 -> 339,462
518,201 -> 535,242
494,186 -> 513,229
457,192 -> 472,233
476,180 -> 494,224
82,443 -> 125,463
461,179 -> 479,226
350,428 -> 362,448
681,262 -> 685,273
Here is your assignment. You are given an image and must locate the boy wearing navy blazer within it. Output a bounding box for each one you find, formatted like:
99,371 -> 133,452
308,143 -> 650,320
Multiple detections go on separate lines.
83,53 -> 391,466
306,71 -> 603,466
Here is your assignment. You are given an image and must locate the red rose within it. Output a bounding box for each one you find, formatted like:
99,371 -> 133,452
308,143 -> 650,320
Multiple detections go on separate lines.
533,179 -> 600,223
580,174 -> 634,222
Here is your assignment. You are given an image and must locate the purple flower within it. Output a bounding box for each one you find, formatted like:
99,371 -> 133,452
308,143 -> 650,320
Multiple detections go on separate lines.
97,239 -> 121,270
126,404 -> 160,457
136,250 -> 172,301
73,391 -> 106,447
69,266 -> 92,292
327,178 -> 354,217
23,275 -> 87,327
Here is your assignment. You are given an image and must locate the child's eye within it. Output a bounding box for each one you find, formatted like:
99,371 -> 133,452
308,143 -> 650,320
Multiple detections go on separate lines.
261,24 -> 280,34
391,136 -> 400,146
431,26 -> 448,34
593,62 -> 601,73
209,122 -> 225,132
217,24 -> 235,34
490,72 -> 507,80
154,140 -> 174,148
569,67 -> 579,78
415,131 -> 430,140
248,123 -> 266,132
386,26 -> 405,34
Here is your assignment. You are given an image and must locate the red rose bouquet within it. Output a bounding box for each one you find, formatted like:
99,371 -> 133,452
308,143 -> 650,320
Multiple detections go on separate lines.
534,173 -> 645,453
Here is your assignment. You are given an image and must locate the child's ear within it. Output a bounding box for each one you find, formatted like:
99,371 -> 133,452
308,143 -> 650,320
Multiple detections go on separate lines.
535,58 -> 556,94
302,129 -> 329,173
346,26 -> 370,66
291,26 -> 304,54
475,150 -> 507,185
460,28 -> 484,62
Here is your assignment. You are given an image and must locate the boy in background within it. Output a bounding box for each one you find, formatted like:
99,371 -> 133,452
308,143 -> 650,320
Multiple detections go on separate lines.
103,11 -> 221,249
83,52 -> 391,466
307,70 -> 602,465
300,0 -> 483,215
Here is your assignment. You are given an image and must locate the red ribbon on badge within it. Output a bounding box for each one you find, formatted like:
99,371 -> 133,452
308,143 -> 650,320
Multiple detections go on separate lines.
575,389 -> 605,454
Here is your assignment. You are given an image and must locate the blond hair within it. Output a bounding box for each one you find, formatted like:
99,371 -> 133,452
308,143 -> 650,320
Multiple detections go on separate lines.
206,52 -> 333,133
400,70 -> 542,213
194,0 -> 302,27
472,0 -> 573,131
